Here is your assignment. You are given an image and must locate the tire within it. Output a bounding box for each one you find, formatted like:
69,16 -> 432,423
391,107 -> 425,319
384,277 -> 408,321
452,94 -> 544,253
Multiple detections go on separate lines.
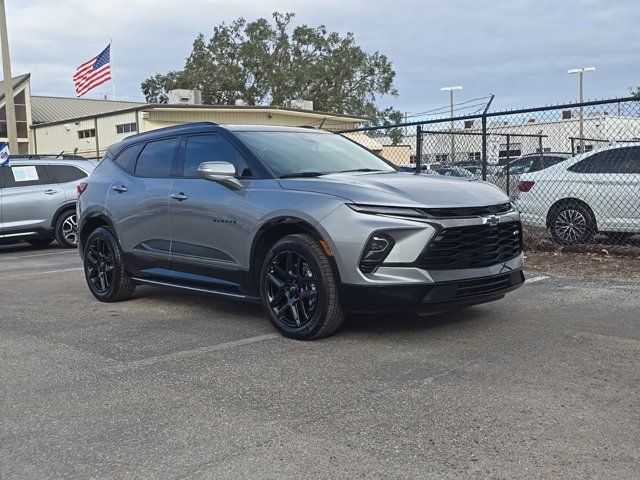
548,202 -> 596,245
259,233 -> 344,340
26,237 -> 54,248
55,210 -> 78,248
83,226 -> 136,302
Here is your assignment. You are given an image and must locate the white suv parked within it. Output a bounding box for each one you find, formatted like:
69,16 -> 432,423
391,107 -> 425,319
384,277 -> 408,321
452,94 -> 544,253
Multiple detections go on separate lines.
515,145 -> 640,244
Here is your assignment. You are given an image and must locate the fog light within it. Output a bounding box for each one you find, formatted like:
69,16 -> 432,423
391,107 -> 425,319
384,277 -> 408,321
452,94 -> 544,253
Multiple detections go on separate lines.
359,233 -> 395,273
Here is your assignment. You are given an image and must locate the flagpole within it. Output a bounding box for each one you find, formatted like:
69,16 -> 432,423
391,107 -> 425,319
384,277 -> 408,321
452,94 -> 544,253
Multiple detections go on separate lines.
110,39 -> 116,100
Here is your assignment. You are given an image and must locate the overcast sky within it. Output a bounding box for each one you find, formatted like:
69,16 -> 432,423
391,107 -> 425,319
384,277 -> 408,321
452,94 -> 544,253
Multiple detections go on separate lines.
7,0 -> 640,117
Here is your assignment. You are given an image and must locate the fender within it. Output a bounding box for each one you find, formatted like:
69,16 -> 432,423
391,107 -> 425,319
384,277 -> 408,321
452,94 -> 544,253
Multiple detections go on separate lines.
77,211 -> 120,256
51,201 -> 77,228
249,216 -> 342,295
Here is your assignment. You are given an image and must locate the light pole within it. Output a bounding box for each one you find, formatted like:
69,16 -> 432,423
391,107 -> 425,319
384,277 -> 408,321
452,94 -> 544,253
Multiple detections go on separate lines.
0,0 -> 18,153
568,67 -> 595,153
441,86 -> 462,162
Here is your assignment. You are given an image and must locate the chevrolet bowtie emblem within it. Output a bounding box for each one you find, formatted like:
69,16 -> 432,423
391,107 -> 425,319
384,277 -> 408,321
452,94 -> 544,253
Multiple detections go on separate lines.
483,215 -> 500,226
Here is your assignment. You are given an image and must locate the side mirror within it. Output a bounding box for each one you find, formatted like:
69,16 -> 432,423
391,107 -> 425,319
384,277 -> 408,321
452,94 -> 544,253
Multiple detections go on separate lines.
197,161 -> 243,190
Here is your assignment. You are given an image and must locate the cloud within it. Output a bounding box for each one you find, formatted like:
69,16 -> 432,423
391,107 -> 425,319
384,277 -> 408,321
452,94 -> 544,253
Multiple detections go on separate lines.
6,0 -> 640,113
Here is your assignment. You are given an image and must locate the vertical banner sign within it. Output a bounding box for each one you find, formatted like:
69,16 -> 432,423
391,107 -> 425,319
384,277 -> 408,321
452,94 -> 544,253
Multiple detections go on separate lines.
0,142 -> 10,167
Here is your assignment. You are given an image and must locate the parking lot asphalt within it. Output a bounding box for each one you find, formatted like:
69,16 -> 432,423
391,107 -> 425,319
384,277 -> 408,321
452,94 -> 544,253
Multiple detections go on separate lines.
1,243 -> 639,479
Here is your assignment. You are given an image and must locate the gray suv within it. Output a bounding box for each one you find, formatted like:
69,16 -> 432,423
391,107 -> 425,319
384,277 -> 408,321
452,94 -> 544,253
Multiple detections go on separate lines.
0,156 -> 94,248
78,122 -> 524,340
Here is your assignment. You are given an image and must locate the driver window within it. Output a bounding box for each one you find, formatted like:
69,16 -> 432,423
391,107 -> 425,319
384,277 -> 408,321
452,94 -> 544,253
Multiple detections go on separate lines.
183,134 -> 247,178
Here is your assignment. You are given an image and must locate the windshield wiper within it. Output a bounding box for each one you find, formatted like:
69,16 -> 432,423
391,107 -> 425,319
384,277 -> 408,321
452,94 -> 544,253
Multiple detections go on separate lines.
279,171 -> 327,179
335,168 -> 389,174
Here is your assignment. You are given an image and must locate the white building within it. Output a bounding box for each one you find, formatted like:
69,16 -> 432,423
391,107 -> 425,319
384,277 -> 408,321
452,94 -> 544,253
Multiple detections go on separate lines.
1,74 -> 368,157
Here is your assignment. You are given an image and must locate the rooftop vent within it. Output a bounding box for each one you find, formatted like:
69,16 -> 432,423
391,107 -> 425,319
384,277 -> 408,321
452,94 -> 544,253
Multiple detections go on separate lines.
283,99 -> 314,111
167,89 -> 202,105
562,110 -> 572,119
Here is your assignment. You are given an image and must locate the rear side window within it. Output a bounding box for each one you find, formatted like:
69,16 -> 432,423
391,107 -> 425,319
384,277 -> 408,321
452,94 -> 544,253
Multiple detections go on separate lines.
569,147 -> 640,174
0,165 -> 55,188
48,165 -> 87,183
114,144 -> 143,173
135,138 -> 178,178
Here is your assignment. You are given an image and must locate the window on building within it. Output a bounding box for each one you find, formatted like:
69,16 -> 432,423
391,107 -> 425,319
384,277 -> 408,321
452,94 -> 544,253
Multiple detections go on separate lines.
78,128 -> 96,139
467,152 -> 481,161
134,138 -> 178,178
535,147 -> 552,153
499,142 -> 522,159
576,144 -> 594,154
116,122 -> 137,134
435,154 -> 449,163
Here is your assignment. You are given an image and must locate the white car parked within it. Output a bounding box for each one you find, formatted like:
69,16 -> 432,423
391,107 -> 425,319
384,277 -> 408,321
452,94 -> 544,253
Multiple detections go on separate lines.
514,144 -> 640,244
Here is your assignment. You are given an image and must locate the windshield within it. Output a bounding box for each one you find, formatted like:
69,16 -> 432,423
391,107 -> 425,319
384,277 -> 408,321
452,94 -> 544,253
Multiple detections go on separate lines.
236,131 -> 397,178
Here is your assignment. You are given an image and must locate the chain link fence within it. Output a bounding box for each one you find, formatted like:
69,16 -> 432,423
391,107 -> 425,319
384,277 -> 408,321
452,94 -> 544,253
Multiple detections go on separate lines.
338,97 -> 640,252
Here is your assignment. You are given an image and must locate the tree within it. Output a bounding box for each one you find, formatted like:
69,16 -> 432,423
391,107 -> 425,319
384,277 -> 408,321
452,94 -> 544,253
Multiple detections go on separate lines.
141,12 -> 400,125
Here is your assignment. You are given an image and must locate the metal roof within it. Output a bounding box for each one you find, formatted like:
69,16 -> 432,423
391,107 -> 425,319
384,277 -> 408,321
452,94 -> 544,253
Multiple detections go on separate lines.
30,95 -> 145,124
0,73 -> 31,102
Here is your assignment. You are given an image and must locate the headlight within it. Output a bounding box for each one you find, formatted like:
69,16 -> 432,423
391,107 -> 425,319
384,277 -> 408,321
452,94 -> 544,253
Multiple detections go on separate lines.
347,204 -> 426,218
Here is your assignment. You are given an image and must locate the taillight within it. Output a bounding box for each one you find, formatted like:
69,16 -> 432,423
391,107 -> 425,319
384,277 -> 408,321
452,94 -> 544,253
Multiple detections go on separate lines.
517,180 -> 535,192
77,183 -> 88,196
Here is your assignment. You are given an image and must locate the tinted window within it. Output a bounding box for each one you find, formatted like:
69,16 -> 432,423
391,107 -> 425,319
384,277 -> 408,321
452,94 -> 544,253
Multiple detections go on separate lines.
569,147 -> 640,174
508,158 -> 534,175
114,144 -> 143,173
48,165 -> 87,183
1,165 -> 54,188
135,138 -> 177,178
183,134 -> 247,177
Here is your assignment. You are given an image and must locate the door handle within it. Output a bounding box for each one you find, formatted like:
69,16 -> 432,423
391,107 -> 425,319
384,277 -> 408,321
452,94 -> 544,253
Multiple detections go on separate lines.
170,192 -> 188,201
112,185 -> 128,193
44,189 -> 58,195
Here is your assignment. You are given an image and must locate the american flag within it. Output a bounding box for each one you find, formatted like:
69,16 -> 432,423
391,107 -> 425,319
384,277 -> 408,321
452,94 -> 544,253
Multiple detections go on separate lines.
74,44 -> 112,97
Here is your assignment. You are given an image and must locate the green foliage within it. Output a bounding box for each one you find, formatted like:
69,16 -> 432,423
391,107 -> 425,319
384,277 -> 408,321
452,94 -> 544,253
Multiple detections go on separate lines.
141,12 -> 399,121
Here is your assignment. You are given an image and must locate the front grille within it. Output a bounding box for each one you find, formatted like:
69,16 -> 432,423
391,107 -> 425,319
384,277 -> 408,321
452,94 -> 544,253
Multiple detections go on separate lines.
418,221 -> 522,270
419,203 -> 512,218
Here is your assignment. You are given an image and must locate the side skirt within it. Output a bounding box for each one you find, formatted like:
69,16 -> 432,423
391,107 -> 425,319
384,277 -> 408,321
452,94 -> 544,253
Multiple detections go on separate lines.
130,276 -> 261,304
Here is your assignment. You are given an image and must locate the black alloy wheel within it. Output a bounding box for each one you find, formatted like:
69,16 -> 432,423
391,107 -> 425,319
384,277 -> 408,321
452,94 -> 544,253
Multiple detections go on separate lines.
83,227 -> 136,302
85,235 -> 115,294
265,250 -> 319,329
260,234 -> 344,340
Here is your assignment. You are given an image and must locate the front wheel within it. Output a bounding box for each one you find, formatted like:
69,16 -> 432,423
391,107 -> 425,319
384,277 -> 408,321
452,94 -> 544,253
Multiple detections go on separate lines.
259,234 -> 344,340
83,227 -> 136,302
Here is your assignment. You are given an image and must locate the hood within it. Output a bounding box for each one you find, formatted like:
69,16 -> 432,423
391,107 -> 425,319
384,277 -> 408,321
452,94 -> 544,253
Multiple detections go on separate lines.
278,171 -> 509,207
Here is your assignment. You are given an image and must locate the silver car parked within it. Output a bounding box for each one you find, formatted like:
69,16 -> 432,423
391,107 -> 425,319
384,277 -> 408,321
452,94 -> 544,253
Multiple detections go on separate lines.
78,123 -> 524,340
0,155 -> 94,248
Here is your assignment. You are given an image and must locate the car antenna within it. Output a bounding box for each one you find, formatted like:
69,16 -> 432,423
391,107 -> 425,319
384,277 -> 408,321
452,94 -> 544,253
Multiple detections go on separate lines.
56,151 -> 65,158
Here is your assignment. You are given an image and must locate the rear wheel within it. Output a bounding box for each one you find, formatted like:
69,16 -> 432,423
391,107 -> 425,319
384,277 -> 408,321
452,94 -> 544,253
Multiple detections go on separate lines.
83,227 -> 136,302
55,210 -> 78,248
549,202 -> 595,245
259,234 -> 344,340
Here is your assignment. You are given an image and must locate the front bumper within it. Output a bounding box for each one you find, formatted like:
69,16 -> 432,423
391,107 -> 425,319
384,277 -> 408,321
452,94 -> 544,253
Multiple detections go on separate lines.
340,270 -> 525,313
